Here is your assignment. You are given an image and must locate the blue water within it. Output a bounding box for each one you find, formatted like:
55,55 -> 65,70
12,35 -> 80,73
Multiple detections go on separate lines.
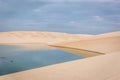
0,45 -> 82,75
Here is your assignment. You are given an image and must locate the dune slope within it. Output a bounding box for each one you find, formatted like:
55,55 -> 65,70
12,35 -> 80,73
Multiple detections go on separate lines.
0,31 -> 91,44
52,31 -> 120,55
0,31 -> 120,80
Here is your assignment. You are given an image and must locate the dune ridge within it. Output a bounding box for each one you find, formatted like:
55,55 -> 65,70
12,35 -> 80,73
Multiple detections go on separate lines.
51,31 -> 120,56
0,31 -> 91,44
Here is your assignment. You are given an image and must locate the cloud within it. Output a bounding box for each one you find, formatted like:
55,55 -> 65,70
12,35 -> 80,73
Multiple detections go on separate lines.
0,0 -> 120,34
68,21 -> 81,27
93,16 -> 103,21
0,0 -> 48,28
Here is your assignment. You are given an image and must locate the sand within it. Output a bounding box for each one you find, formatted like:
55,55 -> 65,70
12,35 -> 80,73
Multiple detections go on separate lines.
0,31 -> 91,44
51,31 -> 120,56
0,31 -> 120,80
0,31 -> 92,51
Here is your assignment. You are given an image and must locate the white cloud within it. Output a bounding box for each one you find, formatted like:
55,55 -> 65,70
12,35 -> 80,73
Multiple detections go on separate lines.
33,8 -> 45,13
68,21 -> 81,27
34,9 -> 40,12
93,16 -> 103,21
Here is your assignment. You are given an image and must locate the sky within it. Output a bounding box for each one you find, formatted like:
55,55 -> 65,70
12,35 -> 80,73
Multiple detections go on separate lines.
0,0 -> 120,34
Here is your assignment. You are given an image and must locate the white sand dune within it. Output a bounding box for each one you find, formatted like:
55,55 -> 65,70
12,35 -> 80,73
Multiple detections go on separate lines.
0,31 -> 120,80
0,52 -> 120,80
52,31 -> 120,56
0,31 -> 91,44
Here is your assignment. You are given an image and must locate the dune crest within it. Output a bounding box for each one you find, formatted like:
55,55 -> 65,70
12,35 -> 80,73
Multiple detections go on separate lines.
0,31 -> 91,44
52,31 -> 120,55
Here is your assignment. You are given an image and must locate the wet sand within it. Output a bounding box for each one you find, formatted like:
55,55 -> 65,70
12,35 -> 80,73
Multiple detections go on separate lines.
52,31 -> 120,55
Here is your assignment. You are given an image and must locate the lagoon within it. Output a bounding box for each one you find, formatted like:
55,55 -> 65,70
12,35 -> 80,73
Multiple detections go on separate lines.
0,44 -> 82,75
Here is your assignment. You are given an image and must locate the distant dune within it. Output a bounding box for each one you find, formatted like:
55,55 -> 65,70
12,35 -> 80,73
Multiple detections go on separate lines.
0,31 -> 91,44
0,31 -> 120,56
52,31 -> 120,56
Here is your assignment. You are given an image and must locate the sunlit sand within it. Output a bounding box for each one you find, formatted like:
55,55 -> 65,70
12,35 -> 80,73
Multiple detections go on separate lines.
0,31 -> 120,80
0,31 -> 91,44
52,31 -> 120,56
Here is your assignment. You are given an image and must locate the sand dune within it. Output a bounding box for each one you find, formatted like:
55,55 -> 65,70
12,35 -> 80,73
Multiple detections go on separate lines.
52,31 -> 120,56
0,31 -> 120,80
0,52 -> 120,80
0,31 -> 119,56
0,31 -> 91,44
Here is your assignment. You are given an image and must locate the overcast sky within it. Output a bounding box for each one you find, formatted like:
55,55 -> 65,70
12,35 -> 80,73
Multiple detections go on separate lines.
0,0 -> 120,34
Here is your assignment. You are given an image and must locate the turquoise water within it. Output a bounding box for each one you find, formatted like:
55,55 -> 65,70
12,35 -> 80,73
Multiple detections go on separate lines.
0,45 -> 82,75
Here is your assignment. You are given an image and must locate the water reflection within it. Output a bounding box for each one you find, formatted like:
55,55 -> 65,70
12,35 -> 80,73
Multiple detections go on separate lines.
0,44 -> 82,75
